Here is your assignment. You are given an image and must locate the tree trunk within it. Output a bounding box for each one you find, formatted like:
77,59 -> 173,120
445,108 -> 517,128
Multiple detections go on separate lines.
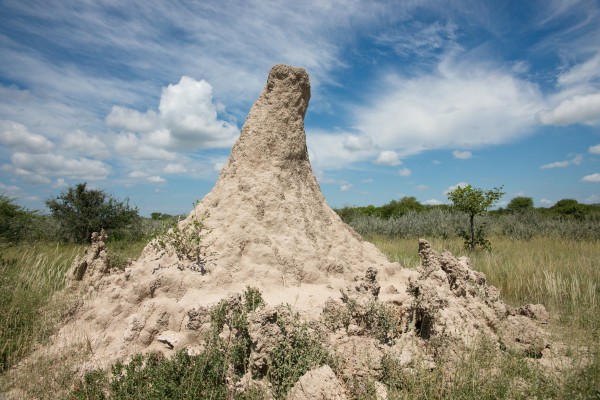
469,213 -> 475,250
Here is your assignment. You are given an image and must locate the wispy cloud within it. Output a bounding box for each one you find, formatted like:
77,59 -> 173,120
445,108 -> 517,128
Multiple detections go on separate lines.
374,150 -> 402,166
540,154 -> 583,169
452,150 -> 472,159
354,57 -> 543,156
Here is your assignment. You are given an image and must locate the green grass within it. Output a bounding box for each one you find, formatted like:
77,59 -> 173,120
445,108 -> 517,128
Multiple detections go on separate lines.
0,242 -> 82,372
367,235 -> 600,332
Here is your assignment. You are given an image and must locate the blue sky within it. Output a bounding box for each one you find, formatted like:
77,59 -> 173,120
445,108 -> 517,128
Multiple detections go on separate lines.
1,0 -> 599,216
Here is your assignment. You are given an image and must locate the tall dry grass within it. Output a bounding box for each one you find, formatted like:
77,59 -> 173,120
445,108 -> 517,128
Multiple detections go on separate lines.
368,235 -> 600,332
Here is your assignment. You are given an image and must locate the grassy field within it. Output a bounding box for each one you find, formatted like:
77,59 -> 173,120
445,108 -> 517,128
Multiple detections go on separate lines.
1,234 -> 599,399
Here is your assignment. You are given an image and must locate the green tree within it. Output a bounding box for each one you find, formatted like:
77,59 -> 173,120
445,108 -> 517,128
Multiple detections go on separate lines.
550,199 -> 585,219
0,195 -> 36,242
447,185 -> 504,250
506,196 -> 534,213
45,183 -> 140,243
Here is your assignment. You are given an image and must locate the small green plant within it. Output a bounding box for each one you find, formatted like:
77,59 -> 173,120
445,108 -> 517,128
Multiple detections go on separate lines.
447,184 -> 504,251
152,202 -> 211,273
268,320 -> 331,399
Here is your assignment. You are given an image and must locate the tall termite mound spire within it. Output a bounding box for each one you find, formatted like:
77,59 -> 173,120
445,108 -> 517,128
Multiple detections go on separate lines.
223,64 -> 311,172
181,64 -> 399,287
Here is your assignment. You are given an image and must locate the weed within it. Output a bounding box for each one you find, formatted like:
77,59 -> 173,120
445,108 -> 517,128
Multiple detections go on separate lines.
152,206 -> 211,273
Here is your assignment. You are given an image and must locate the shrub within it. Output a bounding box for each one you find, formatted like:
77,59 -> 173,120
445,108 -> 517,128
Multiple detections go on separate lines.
45,183 -> 140,243
0,195 -> 37,242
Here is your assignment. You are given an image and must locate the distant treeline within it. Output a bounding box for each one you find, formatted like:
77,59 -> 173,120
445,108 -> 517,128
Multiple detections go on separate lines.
335,196 -> 600,221
334,196 -> 600,241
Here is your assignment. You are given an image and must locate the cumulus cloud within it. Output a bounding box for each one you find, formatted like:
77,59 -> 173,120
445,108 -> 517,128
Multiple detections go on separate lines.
163,163 -> 187,174
10,152 -> 110,181
307,131 -> 378,171
445,182 -> 468,194
147,175 -> 166,183
52,178 -> 67,189
589,144 -> 600,154
540,198 -> 553,205
0,120 -> 54,153
61,130 -> 109,159
340,184 -> 353,192
374,150 -> 402,166
107,76 -> 239,155
536,93 -> 600,126
452,150 -> 472,159
423,199 -> 442,205
582,173 -> 600,182
398,168 -> 412,177
354,61 -> 542,155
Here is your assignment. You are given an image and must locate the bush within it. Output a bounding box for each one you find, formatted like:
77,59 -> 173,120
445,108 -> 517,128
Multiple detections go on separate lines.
45,183 -> 140,243
0,195 -> 37,242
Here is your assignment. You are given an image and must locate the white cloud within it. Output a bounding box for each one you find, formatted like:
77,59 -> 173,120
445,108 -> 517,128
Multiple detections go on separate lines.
581,173 -> 600,182
355,61 -> 542,155
107,76 -> 239,154
10,152 -> 110,181
541,161 -> 569,169
361,178 -> 374,183
589,144 -> 600,154
540,198 -> 553,205
557,52 -> 600,88
61,130 -> 109,159
163,163 -> 188,174
445,182 -> 468,194
213,161 -> 226,173
128,171 -> 166,183
541,154 -> 584,169
423,199 -> 442,205
374,150 -> 402,166
148,175 -> 166,183
398,168 -> 412,177
52,178 -> 67,189
586,194 -> 600,203
307,131 -> 378,171
452,150 -> 472,159
536,92 -> 600,126
106,107 -> 158,133
417,184 -> 429,191
0,120 -> 54,153
340,184 -> 353,192
0,183 -> 20,192
343,135 -> 374,151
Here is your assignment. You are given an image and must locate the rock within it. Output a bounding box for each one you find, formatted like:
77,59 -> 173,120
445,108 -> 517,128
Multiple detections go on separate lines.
287,365 -> 348,400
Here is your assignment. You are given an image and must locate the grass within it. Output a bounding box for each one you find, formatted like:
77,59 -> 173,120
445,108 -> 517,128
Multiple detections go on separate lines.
367,235 -> 600,332
0,242 -> 82,372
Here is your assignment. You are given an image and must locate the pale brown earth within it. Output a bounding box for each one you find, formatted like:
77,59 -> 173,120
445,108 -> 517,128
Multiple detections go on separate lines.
8,64 -> 552,399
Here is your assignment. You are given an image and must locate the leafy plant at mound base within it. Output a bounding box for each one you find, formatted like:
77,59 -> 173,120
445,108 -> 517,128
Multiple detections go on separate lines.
69,287 -> 335,400
151,205 -> 211,273
267,314 -> 332,399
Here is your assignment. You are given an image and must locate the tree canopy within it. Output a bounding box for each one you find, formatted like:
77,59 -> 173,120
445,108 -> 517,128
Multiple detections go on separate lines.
447,185 -> 504,250
45,183 -> 140,243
